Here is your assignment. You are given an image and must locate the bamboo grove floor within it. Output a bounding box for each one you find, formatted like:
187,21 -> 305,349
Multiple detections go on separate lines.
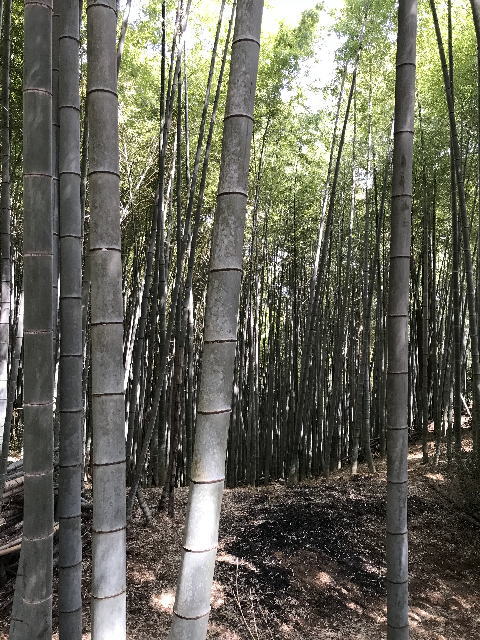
1,438 -> 479,639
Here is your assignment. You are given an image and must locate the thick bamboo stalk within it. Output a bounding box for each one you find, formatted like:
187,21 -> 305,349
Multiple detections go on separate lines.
58,0 -> 83,637
87,1 -> 126,637
21,0 -> 55,637
52,0 -> 60,367
386,1 -> 416,638
168,2 -> 263,637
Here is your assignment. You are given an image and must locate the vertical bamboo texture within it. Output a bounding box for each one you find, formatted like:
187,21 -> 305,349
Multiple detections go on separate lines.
386,1 -> 417,638
22,0 -> 54,637
58,0 -> 83,637
169,1 -> 264,638
87,1 -> 126,638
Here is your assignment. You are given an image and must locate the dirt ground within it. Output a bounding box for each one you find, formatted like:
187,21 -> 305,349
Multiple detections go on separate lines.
1,441 -> 479,639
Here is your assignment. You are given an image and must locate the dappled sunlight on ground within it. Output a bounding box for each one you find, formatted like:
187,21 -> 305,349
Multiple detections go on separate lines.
131,567 -> 156,583
218,552 -> 259,573
150,590 -> 175,613
211,581 -> 226,609
424,471 -> 445,482
409,449 -> 425,460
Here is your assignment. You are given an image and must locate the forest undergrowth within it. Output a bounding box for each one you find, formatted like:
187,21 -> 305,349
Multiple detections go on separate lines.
2,435 -> 479,640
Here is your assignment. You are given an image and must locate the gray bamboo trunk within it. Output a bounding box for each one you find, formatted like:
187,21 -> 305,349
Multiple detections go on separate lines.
52,0 -> 60,366
0,0 -> 11,452
168,1 -> 263,637
58,0 -> 83,637
87,1 -> 126,638
21,0 -> 55,637
386,1 -> 416,638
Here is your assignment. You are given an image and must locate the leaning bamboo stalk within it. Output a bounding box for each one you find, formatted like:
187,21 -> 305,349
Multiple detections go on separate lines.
116,0 -> 132,73
2,475 -> 24,496
168,1 -> 263,637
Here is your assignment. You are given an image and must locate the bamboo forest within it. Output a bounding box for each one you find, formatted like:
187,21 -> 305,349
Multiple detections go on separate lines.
1,0 -> 480,638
